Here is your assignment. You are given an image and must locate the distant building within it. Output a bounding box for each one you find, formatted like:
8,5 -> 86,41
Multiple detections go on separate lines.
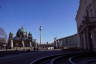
54,34 -> 80,49
38,44 -> 54,50
76,0 -> 96,51
7,27 -> 33,49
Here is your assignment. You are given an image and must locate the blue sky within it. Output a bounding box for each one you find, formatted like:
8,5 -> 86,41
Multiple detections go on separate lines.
0,0 -> 79,43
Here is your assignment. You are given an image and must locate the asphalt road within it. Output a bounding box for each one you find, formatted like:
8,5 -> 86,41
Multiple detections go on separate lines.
0,50 -> 66,64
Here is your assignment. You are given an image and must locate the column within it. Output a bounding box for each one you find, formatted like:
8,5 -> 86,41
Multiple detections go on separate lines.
22,40 -> 25,47
30,41 -> 32,47
86,28 -> 93,51
60,40 -> 62,47
91,30 -> 96,49
80,33 -> 84,49
56,40 -> 58,48
57,40 -> 59,48
11,40 -> 14,49
84,30 -> 89,50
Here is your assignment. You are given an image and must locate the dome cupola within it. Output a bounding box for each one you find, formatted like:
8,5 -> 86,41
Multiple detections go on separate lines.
16,27 -> 27,38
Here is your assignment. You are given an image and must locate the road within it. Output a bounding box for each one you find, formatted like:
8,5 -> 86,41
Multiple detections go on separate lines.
0,50 -> 67,64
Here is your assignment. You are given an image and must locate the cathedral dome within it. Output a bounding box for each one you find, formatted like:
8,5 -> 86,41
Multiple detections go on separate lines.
19,27 -> 26,33
16,27 -> 27,38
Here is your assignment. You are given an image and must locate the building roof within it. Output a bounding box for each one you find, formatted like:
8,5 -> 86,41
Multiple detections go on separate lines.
56,34 -> 78,41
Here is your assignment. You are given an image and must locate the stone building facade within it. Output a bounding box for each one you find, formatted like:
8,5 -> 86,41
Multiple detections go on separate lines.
76,0 -> 96,51
54,34 -> 80,49
7,27 -> 33,49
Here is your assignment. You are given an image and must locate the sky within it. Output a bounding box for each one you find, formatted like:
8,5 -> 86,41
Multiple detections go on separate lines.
0,0 -> 79,43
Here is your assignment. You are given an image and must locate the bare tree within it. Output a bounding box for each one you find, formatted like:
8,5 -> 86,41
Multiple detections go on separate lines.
0,28 -> 7,39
